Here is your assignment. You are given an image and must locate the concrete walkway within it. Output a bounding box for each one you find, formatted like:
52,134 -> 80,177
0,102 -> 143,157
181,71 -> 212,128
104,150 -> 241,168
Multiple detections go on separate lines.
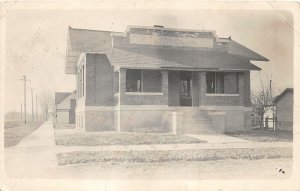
16,121 -> 56,148
5,121 -> 58,178
186,134 -> 251,143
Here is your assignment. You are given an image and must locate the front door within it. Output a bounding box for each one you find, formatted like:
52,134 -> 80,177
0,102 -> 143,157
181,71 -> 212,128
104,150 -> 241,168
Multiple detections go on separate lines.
180,72 -> 192,106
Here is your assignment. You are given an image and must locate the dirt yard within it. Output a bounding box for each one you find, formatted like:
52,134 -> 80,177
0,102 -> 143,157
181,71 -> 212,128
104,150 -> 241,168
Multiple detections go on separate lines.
56,157 -> 292,179
226,130 -> 293,142
55,132 -> 206,146
56,147 -> 292,166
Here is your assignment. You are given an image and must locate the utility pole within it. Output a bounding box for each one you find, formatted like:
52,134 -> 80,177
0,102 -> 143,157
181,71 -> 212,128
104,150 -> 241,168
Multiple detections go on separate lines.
20,103 -> 23,127
269,80 -> 272,98
20,75 -> 30,124
31,88 -> 35,121
36,93 -> 38,121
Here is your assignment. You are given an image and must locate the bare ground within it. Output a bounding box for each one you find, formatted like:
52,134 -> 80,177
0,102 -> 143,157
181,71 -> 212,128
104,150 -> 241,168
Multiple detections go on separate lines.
4,121 -> 43,147
226,130 -> 293,142
55,132 -> 206,146
57,158 -> 292,179
56,147 -> 292,165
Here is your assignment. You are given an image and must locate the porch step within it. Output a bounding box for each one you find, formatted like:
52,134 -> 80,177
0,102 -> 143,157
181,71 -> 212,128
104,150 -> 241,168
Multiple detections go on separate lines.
179,108 -> 217,134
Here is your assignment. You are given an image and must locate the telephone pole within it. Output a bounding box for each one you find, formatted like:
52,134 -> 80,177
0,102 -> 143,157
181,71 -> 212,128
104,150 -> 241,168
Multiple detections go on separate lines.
20,103 -> 23,127
31,88 -> 35,121
20,75 -> 30,124
269,80 -> 272,98
36,93 -> 38,121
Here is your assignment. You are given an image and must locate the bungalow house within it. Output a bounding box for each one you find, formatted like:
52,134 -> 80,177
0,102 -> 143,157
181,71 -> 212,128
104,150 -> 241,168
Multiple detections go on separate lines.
272,88 -> 293,131
65,25 -> 268,133
55,91 -> 76,124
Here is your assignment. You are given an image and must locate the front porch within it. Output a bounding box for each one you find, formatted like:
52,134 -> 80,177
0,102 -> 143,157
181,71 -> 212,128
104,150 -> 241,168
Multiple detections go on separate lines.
105,68 -> 252,133
114,68 -> 248,107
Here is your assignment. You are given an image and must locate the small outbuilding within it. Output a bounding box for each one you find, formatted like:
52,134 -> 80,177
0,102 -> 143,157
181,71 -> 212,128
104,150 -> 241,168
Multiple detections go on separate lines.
273,88 -> 293,131
55,91 -> 76,124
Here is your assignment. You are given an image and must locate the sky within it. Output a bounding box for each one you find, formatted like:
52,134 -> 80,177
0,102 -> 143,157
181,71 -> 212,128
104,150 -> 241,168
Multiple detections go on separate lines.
4,9 -> 294,113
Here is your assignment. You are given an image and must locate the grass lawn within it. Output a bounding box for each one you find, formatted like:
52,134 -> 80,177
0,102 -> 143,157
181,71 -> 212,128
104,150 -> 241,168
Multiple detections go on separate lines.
56,147 -> 292,166
55,132 -> 206,146
53,123 -> 76,130
226,130 -> 293,142
4,121 -> 43,147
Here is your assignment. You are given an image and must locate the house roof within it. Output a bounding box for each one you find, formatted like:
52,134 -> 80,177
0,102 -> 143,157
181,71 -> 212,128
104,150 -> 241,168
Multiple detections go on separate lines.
55,92 -> 75,105
227,40 -> 269,61
65,26 -> 268,73
65,27 -> 118,74
272,88 -> 293,104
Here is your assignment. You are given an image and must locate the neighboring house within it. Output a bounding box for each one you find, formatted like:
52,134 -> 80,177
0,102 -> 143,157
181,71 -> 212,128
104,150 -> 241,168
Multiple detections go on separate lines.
272,88 -> 293,131
55,92 -> 76,124
65,25 -> 268,133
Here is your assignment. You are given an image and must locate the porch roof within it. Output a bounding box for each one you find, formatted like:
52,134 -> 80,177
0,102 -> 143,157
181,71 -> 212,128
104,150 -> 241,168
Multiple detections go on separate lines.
107,47 -> 262,71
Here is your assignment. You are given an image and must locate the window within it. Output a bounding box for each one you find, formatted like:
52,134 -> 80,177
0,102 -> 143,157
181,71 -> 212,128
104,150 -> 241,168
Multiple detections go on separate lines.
206,72 -> 224,94
206,72 -> 239,94
126,69 -> 162,93
126,69 -> 141,92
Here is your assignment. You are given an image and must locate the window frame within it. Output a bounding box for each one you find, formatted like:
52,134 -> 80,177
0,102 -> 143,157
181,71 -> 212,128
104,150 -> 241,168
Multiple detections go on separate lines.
125,69 -> 163,94
206,72 -> 239,96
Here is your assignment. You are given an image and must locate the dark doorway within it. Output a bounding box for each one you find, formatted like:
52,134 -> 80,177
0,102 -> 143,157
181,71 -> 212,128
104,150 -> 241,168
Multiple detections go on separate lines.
180,71 -> 192,106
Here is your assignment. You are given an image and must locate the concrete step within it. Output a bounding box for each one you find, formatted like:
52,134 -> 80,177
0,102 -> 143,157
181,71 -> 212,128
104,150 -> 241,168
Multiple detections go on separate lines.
179,108 -> 217,134
182,129 -> 216,134
184,123 -> 212,128
183,115 -> 210,119
184,118 -> 211,122
183,124 -> 214,129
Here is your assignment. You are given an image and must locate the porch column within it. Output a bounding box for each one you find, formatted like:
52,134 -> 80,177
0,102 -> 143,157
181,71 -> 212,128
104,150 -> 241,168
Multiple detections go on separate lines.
119,68 -> 127,101
238,72 -> 244,106
161,71 -> 169,96
199,71 -> 206,105
161,71 -> 169,105
117,68 -> 127,132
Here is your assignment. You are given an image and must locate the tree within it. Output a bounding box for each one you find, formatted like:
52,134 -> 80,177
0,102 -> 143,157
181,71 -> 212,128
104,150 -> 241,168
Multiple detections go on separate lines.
252,76 -> 274,129
39,92 -> 54,121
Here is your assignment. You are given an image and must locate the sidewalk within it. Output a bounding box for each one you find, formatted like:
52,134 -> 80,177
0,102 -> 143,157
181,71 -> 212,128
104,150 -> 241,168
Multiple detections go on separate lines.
16,121 -> 56,148
5,121 -> 58,178
186,134 -> 250,143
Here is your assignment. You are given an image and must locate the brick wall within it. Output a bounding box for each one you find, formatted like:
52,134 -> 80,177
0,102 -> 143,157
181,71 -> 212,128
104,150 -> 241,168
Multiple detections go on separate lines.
243,71 -> 251,107
224,73 -> 239,94
85,54 -> 114,106
192,71 -> 200,106
168,71 -> 180,106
